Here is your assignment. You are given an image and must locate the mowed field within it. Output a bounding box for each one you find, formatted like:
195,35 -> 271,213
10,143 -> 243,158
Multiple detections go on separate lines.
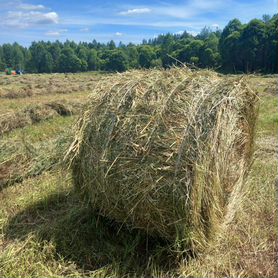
0,72 -> 277,277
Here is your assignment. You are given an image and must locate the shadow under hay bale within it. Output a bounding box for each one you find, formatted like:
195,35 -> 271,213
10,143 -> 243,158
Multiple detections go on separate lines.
69,67 -> 258,255
4,189 -> 177,276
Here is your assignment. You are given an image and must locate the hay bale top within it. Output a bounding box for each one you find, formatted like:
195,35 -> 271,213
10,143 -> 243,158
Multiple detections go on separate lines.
69,67 -> 257,252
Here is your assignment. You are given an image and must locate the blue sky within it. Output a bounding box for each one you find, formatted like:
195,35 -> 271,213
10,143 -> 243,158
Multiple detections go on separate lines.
0,0 -> 276,46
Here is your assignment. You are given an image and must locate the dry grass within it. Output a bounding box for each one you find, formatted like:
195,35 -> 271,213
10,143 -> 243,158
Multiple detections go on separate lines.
0,72 -> 93,187
0,73 -> 103,99
0,100 -> 83,135
0,116 -> 74,189
0,73 -> 97,134
0,71 -> 277,277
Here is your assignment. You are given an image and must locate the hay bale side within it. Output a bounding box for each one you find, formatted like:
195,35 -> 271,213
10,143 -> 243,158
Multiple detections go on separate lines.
70,67 -> 258,253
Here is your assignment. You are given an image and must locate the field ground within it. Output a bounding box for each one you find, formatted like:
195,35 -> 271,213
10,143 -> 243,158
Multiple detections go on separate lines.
0,72 -> 277,277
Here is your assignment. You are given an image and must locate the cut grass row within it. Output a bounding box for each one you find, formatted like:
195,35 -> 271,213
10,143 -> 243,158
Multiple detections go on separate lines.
0,116 -> 75,189
0,91 -> 89,113
0,99 -> 84,135
0,74 -> 277,277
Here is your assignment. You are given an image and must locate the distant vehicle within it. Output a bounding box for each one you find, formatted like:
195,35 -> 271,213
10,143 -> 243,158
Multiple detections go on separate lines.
4,68 -> 22,75
16,70 -> 23,75
5,68 -> 15,75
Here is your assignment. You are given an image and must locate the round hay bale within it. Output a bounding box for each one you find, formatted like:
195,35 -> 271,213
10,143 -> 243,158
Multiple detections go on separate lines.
69,67 -> 258,253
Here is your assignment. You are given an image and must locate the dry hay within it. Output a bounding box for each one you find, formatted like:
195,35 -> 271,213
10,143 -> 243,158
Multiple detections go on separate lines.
0,101 -> 81,135
45,102 -> 72,116
70,67 -> 258,254
0,105 -> 57,135
25,104 -> 59,123
0,112 -> 31,135
263,80 -> 277,96
0,73 -> 104,102
0,129 -> 72,189
0,88 -> 33,99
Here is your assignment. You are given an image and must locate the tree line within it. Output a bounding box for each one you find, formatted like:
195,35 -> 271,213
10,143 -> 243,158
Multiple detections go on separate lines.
0,15 -> 277,74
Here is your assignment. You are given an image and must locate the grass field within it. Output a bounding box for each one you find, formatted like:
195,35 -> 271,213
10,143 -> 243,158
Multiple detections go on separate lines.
0,72 -> 277,277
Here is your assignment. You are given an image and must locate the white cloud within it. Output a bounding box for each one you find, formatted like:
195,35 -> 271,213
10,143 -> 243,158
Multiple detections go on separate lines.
5,11 -> 59,28
119,8 -> 151,16
115,32 -> 123,36
80,27 -> 90,32
45,29 -> 67,37
45,31 -> 60,36
36,12 -> 59,24
18,3 -> 46,11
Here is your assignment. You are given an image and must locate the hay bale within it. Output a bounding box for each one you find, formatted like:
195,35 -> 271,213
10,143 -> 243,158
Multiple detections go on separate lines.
69,67 -> 258,253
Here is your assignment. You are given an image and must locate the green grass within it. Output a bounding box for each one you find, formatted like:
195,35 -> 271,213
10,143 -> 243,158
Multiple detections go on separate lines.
257,95 -> 278,136
3,115 -> 76,143
0,116 -> 75,190
0,74 -> 277,277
